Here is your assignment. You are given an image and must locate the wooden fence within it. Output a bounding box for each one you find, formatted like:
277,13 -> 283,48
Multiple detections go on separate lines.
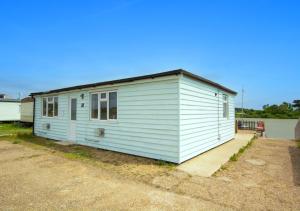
236,120 -> 257,130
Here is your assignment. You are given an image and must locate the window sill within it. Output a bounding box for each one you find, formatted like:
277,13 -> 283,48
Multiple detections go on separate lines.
89,119 -> 119,123
41,116 -> 59,119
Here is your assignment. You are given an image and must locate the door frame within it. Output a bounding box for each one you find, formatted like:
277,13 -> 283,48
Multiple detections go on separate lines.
68,97 -> 77,142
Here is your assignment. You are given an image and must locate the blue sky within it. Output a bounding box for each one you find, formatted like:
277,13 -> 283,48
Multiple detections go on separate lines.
0,0 -> 299,109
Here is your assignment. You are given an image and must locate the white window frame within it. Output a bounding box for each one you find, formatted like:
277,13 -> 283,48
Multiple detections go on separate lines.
90,91 -> 118,121
90,93 -> 99,120
42,96 -> 59,118
70,97 -> 77,121
223,94 -> 229,119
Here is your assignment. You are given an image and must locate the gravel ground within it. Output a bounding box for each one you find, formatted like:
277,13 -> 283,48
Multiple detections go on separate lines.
0,138 -> 300,210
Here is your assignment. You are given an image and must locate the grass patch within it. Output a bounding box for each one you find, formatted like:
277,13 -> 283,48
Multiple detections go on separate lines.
64,151 -> 92,160
229,137 -> 255,162
296,140 -> 300,148
157,160 -> 176,168
229,153 -> 238,162
0,123 -> 32,136
14,133 -> 93,159
0,131 -> 178,186
213,136 -> 256,176
3,133 -> 172,168
12,140 -> 21,144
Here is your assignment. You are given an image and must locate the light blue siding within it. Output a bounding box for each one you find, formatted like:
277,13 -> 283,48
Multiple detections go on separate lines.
34,76 -> 180,163
179,75 -> 235,163
34,73 -> 235,164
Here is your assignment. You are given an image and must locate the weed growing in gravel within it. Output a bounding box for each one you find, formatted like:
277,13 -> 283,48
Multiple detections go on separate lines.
157,160 -> 176,169
229,137 -> 255,162
12,140 -> 21,144
296,140 -> 300,148
64,151 -> 92,159
229,153 -> 238,161
213,137 -> 256,176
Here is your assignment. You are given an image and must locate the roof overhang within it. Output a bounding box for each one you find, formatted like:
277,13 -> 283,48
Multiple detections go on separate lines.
30,69 -> 237,96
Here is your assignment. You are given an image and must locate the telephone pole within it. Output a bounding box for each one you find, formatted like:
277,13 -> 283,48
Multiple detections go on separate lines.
241,87 -> 244,118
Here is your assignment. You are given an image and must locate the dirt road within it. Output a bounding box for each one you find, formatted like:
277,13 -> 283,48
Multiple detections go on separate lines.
0,138 -> 300,210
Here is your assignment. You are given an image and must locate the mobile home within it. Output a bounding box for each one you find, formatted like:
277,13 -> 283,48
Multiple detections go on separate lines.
20,97 -> 34,123
31,69 -> 237,163
0,99 -> 21,121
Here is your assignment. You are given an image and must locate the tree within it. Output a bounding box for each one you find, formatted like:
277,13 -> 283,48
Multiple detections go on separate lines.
292,100 -> 300,111
263,104 -> 269,110
235,100 -> 300,119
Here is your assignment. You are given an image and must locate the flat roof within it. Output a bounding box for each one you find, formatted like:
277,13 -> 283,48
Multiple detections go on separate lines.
30,69 -> 237,96
21,96 -> 34,103
0,99 -> 20,103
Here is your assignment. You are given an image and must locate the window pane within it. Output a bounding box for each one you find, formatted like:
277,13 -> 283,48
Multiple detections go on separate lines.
42,98 -> 47,116
91,94 -> 98,119
48,97 -> 53,102
223,103 -> 226,118
54,97 -> 58,116
100,93 -> 106,99
48,103 -> 54,117
100,101 -> 107,120
109,92 -> 117,119
71,98 -> 77,120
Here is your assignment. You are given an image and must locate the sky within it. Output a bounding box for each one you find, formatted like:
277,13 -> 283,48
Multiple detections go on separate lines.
0,0 -> 299,109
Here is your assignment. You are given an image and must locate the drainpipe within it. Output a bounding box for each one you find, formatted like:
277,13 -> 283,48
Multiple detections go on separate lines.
32,96 -> 35,136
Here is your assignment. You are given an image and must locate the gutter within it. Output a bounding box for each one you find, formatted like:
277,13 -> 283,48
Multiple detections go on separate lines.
30,69 -> 237,96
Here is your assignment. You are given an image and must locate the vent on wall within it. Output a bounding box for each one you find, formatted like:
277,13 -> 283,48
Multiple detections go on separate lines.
95,128 -> 105,137
42,123 -> 50,130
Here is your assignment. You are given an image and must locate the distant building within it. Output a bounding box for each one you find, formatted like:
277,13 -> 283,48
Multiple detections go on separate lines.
20,97 -> 34,123
0,94 -> 9,99
0,97 -> 21,121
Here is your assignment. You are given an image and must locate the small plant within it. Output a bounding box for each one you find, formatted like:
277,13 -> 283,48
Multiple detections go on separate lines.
64,150 -> 92,160
157,160 -> 176,168
12,140 -> 21,144
229,153 -> 238,161
229,137 -> 256,162
17,132 -> 33,139
296,140 -> 300,148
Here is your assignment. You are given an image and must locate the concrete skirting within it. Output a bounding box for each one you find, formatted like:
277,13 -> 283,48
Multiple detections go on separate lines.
177,133 -> 254,177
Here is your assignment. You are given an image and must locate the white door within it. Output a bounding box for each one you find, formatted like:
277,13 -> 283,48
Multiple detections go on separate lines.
68,98 -> 77,142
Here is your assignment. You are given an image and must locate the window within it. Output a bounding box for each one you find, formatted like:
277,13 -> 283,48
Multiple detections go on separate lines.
70,98 -> 77,120
42,96 -> 58,117
109,92 -> 117,119
100,101 -> 107,120
42,98 -> 47,116
90,91 -> 117,120
54,97 -> 58,116
223,94 -> 229,118
91,94 -> 98,119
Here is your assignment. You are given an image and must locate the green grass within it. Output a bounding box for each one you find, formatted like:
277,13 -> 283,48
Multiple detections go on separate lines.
1,132 -> 176,172
157,160 -> 176,168
64,151 -> 92,160
12,140 -> 21,144
229,137 -> 255,162
2,133 -> 94,161
296,140 -> 300,148
213,136 -> 256,176
0,123 -> 32,136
